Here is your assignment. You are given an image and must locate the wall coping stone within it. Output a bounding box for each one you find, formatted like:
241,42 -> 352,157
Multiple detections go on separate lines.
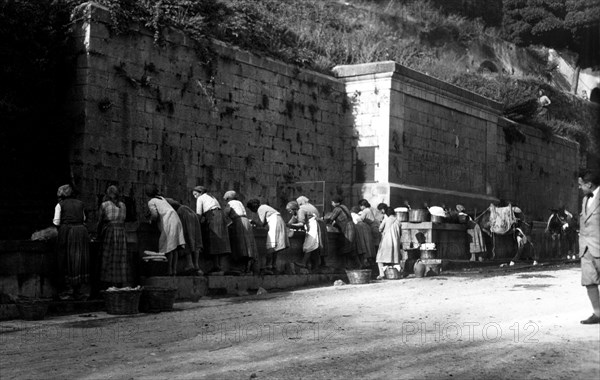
333,61 -> 503,112
389,183 -> 500,203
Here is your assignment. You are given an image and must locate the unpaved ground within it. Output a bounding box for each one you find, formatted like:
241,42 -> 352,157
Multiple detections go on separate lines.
1,263 -> 599,379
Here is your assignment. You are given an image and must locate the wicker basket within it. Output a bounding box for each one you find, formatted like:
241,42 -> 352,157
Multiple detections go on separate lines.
16,299 -> 49,320
141,287 -> 177,312
345,269 -> 371,284
103,289 -> 142,315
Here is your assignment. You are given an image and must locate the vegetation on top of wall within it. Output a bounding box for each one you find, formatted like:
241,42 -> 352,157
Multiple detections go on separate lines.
453,72 -> 598,162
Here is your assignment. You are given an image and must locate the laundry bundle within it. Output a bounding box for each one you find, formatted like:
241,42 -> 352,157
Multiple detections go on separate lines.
142,250 -> 167,262
489,204 -> 516,235
420,243 -> 436,250
105,285 -> 142,292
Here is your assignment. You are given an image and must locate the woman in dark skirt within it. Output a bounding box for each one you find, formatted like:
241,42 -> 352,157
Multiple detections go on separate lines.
53,184 -> 90,300
166,198 -> 203,275
324,195 -> 360,269
193,185 -> 231,273
224,190 -> 258,273
98,185 -> 132,287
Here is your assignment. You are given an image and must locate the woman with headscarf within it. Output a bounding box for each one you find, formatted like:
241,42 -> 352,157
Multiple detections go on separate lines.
287,196 -> 327,271
223,190 -> 258,273
192,185 -> 231,273
246,199 -> 289,275
165,198 -> 203,275
297,196 -> 329,264
98,185 -> 132,287
324,195 -> 360,269
53,184 -> 90,300
145,185 -> 186,276
375,203 -> 403,280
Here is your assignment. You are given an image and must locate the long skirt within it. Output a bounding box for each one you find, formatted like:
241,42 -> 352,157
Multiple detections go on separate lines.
376,222 -> 402,264
178,206 -> 203,257
302,217 -> 320,253
338,222 -> 357,255
354,221 -> 374,258
203,209 -> 231,255
100,222 -> 132,284
57,224 -> 90,287
369,222 -> 381,252
468,224 -> 486,254
158,210 -> 185,254
230,216 -> 258,259
266,214 -> 289,252
317,219 -> 329,257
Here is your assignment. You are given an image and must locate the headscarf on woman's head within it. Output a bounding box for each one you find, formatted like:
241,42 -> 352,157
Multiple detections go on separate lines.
286,201 -> 299,211
57,184 -> 73,199
332,194 -> 344,204
246,199 -> 261,213
377,203 -> 389,212
104,185 -> 121,206
145,184 -> 160,198
296,196 -> 309,205
223,190 -> 237,201
358,199 -> 371,208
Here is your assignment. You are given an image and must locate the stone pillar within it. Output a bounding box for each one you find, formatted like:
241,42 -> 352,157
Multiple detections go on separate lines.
334,61 -> 503,210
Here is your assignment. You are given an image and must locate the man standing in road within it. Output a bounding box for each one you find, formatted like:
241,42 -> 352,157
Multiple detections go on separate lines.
578,170 -> 600,324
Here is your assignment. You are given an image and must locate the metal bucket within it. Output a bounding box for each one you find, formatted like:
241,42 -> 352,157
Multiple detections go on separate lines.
396,211 -> 409,222
431,215 -> 445,223
409,209 -> 430,223
345,269 -> 372,284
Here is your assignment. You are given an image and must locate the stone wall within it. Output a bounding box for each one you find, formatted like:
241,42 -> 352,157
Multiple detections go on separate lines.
69,3 -> 355,225
334,61 -> 579,216
496,118 -> 579,220
63,3 -> 579,228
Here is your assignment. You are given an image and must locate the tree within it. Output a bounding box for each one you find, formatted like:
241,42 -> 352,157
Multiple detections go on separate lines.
565,0 -> 600,69
502,0 -> 571,47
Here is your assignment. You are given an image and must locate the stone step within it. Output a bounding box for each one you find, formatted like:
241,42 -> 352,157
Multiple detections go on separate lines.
141,276 -> 208,301
205,273 -> 345,295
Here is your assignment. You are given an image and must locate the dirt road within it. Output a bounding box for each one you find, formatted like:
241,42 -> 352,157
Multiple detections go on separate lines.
1,263 -> 599,379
